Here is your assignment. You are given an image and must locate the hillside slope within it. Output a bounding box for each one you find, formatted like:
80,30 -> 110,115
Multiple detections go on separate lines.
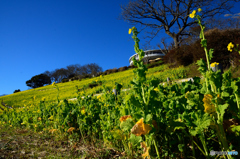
0,63 -> 189,109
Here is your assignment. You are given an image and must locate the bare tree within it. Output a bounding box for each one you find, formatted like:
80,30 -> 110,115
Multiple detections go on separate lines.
121,0 -> 238,48
86,63 -> 102,76
180,14 -> 240,45
205,15 -> 240,30
156,37 -> 175,54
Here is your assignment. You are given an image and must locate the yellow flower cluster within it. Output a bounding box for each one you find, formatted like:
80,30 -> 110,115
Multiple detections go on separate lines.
189,8 -> 201,18
119,115 -> 132,122
81,107 -> 86,115
48,116 -> 54,120
49,129 -> 58,134
141,142 -> 150,159
203,94 -> 216,114
97,94 -> 101,99
189,10 -> 196,18
67,127 -> 75,133
210,62 -> 219,68
131,118 -> 152,136
154,88 -> 159,92
128,26 -> 136,34
227,42 -> 234,52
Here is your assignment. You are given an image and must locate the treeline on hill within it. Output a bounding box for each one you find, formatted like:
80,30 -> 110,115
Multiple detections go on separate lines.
25,63 -> 103,89
24,60 -> 164,89
163,28 -> 240,70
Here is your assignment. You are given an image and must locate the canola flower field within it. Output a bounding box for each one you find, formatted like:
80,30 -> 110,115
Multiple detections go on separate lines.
1,8 -> 240,159
0,63 -> 188,111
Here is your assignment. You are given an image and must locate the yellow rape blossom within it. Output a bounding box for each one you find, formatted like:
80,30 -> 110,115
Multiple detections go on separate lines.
81,107 -> 86,115
198,8 -> 202,12
227,42 -> 234,52
49,129 -> 58,134
67,127 -> 75,133
203,94 -> 216,114
128,28 -> 132,34
128,26 -> 136,34
154,88 -> 159,92
52,82 -> 55,86
141,142 -> 150,159
210,62 -> 219,67
38,117 -> 42,121
119,115 -> 132,122
189,10 -> 196,18
131,118 -> 152,136
48,116 -> 54,120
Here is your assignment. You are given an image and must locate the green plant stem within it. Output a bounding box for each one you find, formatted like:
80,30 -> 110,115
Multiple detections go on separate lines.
200,132 -> 209,158
199,22 -> 210,71
79,124 -> 86,144
141,86 -> 147,105
153,138 -> 161,159
191,136 -> 196,158
234,93 -> 240,111
218,124 -> 230,157
192,139 -> 206,156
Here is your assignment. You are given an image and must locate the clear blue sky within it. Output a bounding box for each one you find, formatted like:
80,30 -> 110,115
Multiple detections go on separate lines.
1,0 -> 240,95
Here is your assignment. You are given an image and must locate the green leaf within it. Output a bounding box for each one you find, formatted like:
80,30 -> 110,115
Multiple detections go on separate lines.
200,39 -> 207,48
189,113 -> 211,136
166,120 -> 186,133
230,125 -> 240,136
208,48 -> 214,61
129,133 -> 142,147
120,118 -> 135,132
145,114 -> 152,123
178,144 -> 184,152
217,104 -> 229,123
221,91 -> 230,97
200,31 -> 203,39
196,59 -> 207,75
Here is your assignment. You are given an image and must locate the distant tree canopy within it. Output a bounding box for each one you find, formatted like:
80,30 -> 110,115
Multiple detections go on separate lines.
43,63 -> 103,83
13,89 -> 21,93
26,74 -> 51,88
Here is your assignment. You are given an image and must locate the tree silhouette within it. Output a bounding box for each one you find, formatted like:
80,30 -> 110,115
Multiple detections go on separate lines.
26,74 -> 51,88
13,89 -> 21,93
121,0 -> 239,48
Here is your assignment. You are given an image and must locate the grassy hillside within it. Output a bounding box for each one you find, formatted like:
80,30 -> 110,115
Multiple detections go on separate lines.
0,63 -> 188,110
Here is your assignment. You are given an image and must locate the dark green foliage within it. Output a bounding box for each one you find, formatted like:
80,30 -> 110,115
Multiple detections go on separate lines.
26,74 -> 51,88
61,78 -> 69,83
13,89 -> 21,93
88,80 -> 103,89
118,66 -> 128,72
147,60 -> 164,68
111,68 -> 118,73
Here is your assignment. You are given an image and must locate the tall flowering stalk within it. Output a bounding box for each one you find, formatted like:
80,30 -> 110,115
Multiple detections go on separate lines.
128,27 -> 160,158
190,9 -> 232,159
